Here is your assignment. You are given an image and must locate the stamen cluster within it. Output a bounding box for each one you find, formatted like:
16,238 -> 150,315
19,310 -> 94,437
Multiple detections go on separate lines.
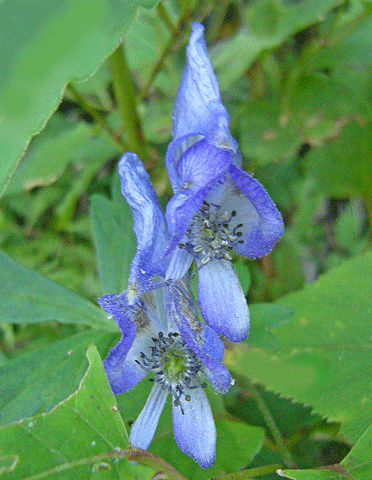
180,201 -> 244,265
136,331 -> 207,414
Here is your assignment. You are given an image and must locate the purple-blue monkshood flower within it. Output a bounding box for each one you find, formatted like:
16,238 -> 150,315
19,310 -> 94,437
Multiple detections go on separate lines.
117,152 -> 169,303
98,152 -> 232,467
165,23 -> 284,343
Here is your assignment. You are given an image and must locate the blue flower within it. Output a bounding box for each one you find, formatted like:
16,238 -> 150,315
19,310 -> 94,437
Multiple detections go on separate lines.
98,153 -> 231,467
99,280 -> 231,468
116,152 -> 169,303
165,23 -> 284,342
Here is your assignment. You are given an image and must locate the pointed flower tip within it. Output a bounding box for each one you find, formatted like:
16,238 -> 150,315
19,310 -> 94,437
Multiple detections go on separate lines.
190,21 -> 205,41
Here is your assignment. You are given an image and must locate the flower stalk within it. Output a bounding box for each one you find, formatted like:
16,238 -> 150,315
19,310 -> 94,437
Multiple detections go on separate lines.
107,44 -> 148,159
248,382 -> 296,468
68,83 -> 127,150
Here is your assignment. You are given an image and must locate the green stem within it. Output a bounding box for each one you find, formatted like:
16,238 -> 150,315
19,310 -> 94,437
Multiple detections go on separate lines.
248,383 -> 296,468
126,448 -> 188,480
204,0 -> 230,43
157,1 -> 177,34
280,37 -> 321,114
107,44 -> 147,159
206,464 -> 282,480
67,84 -> 127,150
138,0 -> 195,103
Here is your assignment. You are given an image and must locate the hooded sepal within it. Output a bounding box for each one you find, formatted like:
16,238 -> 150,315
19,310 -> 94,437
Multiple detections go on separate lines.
98,292 -> 160,394
118,152 -> 169,301
228,163 -> 284,257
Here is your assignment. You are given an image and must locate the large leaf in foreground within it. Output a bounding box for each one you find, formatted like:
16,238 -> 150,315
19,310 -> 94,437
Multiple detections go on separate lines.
0,345 -> 154,480
0,0 -> 157,196
0,249 -> 113,330
0,330 -> 116,427
227,252 -> 372,443
281,422 -> 372,480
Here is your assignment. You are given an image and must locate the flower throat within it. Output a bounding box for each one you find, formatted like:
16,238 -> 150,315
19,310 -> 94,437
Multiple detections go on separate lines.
180,200 -> 244,265
135,332 -> 206,414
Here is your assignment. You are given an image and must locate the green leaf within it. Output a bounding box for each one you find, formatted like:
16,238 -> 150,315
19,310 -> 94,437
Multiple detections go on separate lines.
0,330 -> 117,427
5,116 -> 120,196
227,252 -> 372,443
0,0 -> 158,196
0,249 -> 114,330
305,120 -> 372,201
238,99 -> 300,165
0,345 -> 154,479
210,0 -> 341,90
248,303 -> 294,350
281,422 -> 372,480
308,15 -> 372,72
291,74 -> 368,145
5,120 -> 92,195
90,173 -> 137,295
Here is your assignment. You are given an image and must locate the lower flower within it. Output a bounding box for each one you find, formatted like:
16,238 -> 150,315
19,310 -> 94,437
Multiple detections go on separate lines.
130,329 -> 216,469
98,282 -> 231,468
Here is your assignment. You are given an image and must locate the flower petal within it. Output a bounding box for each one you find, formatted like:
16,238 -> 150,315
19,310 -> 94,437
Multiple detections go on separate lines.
129,383 -> 168,450
172,387 -> 216,468
165,139 -> 230,252
98,292 -> 163,394
166,246 -> 193,282
172,23 -> 234,148
118,152 -> 169,299
228,164 -> 284,257
103,331 -> 147,394
167,281 -> 232,393
198,259 -> 249,342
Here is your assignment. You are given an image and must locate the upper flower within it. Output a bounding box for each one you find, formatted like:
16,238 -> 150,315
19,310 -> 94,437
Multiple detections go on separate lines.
164,23 -> 284,342
166,22 -> 239,194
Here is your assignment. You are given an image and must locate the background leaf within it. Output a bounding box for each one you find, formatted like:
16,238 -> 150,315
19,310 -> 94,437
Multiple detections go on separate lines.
0,0 -> 157,196
305,120 -> 372,201
0,330 -> 117,427
90,173 -> 137,295
210,0 -> 341,90
282,422 -> 372,480
227,252 -> 372,443
0,249 -> 113,330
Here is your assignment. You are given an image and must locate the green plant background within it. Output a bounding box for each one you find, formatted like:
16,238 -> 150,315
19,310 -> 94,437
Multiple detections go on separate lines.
1,0 -> 372,479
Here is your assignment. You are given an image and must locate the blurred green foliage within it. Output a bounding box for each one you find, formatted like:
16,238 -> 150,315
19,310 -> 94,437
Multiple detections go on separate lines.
1,0 -> 372,479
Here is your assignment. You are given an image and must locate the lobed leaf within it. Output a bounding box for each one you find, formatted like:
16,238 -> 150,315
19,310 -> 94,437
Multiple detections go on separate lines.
0,345 -> 154,479
0,330 -> 117,427
281,422 -> 372,480
227,251 -> 372,443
